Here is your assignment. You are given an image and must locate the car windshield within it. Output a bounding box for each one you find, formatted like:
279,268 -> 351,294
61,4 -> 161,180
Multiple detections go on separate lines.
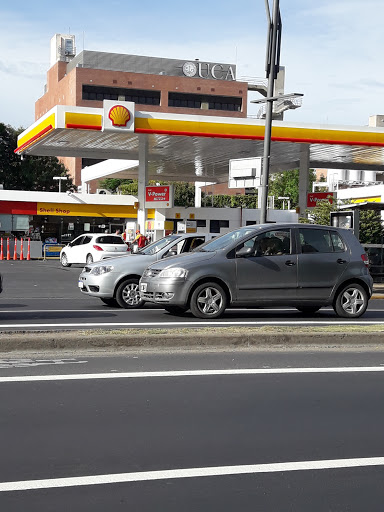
197,228 -> 258,252
138,235 -> 180,255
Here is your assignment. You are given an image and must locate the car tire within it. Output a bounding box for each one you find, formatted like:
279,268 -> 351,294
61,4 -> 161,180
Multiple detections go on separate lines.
86,254 -> 93,264
334,283 -> 368,318
296,306 -> 321,315
164,305 -> 187,316
115,278 -> 145,309
190,282 -> 227,319
100,298 -> 119,307
60,252 -> 71,267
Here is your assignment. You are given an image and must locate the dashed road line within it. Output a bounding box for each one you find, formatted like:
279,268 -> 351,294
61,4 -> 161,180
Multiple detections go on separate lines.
1,457 -> 384,492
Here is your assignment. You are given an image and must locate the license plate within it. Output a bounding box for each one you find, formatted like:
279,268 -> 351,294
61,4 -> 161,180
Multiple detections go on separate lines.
140,283 -> 147,292
78,281 -> 84,288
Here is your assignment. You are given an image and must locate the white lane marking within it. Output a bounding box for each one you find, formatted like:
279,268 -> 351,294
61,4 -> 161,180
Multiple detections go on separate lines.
2,366 -> 384,383
2,320 -> 384,329
0,320 -> 383,329
0,310 -> 160,313
1,457 -> 384,492
0,308 -> 329,313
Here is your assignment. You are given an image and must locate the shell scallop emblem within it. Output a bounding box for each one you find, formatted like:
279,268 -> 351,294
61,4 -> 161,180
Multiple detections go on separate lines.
108,105 -> 131,127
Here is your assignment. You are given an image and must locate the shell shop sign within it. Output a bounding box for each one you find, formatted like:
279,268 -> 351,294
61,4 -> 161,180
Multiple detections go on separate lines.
145,185 -> 174,208
103,100 -> 135,132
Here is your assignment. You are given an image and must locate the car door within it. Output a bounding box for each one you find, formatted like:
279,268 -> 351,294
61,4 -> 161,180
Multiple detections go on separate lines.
79,235 -> 93,263
235,228 -> 298,303
66,236 -> 85,263
296,227 -> 351,300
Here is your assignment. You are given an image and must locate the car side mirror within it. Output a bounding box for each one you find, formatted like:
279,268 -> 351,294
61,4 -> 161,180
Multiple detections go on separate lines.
163,249 -> 177,258
236,246 -> 253,258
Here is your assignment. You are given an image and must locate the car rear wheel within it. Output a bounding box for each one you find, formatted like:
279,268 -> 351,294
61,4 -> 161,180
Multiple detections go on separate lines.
100,298 -> 119,307
334,283 -> 368,318
164,305 -> 187,316
115,278 -> 145,309
190,282 -> 227,319
86,254 -> 93,264
296,306 -> 321,314
60,253 -> 71,267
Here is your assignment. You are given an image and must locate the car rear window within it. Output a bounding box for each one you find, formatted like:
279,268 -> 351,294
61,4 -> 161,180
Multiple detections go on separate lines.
299,228 -> 344,253
95,236 -> 125,244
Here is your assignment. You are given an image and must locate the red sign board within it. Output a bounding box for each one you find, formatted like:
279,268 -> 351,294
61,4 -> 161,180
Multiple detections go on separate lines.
145,186 -> 170,202
307,192 -> 334,208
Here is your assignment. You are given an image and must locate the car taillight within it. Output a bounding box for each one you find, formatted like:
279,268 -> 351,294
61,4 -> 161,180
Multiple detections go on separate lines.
93,245 -> 103,251
361,253 -> 369,266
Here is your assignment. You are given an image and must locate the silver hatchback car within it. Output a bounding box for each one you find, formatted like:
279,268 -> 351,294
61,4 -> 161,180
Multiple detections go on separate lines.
139,223 -> 373,319
78,233 -> 209,308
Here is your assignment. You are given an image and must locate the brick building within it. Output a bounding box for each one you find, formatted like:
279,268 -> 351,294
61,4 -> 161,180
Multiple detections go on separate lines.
35,34 -> 249,191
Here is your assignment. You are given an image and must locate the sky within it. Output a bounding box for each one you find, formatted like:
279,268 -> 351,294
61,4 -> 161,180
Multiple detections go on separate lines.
1,0 -> 383,130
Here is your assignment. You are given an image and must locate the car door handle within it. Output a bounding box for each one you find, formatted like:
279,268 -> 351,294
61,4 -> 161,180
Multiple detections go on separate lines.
285,260 -> 296,266
337,258 -> 347,264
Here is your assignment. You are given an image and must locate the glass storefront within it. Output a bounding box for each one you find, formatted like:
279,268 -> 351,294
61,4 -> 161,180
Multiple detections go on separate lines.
0,214 -> 127,244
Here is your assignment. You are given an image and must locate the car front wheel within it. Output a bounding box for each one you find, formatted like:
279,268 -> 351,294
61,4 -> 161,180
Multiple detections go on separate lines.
190,282 -> 227,319
115,278 -> 145,309
334,283 -> 368,318
60,253 -> 71,267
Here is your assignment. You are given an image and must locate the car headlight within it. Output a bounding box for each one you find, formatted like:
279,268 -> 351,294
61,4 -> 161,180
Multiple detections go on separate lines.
90,265 -> 114,275
158,267 -> 188,278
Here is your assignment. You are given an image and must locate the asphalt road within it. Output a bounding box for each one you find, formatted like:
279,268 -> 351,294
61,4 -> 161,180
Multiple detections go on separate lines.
0,260 -> 383,330
1,351 -> 384,510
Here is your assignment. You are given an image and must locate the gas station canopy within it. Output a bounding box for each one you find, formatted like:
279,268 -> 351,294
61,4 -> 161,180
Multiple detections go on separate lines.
16,103 -> 384,183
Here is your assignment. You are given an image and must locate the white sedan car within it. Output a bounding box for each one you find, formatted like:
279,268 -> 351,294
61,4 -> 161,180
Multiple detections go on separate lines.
60,233 -> 128,266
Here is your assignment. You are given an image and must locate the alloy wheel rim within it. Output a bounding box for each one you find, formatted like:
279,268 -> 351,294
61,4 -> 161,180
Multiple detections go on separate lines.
61,254 -> 67,265
122,283 -> 140,306
197,286 -> 223,315
341,288 -> 365,315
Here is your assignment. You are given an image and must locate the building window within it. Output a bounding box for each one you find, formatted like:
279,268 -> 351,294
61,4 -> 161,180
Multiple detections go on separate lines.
196,219 -> 206,227
82,85 -> 160,106
168,92 -> 241,112
210,219 -> 229,233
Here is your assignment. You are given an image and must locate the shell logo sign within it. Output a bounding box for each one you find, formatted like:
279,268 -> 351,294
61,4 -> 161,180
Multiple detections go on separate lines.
108,105 -> 131,127
103,100 -> 134,132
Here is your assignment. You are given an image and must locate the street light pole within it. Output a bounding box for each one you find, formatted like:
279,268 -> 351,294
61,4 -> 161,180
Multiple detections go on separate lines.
259,0 -> 281,224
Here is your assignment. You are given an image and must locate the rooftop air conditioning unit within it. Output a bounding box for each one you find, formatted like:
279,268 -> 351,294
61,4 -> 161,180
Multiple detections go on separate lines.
96,188 -> 112,195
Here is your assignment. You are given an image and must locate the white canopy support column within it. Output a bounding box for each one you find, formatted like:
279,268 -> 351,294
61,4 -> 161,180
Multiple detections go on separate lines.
298,144 -> 310,218
137,134 -> 148,233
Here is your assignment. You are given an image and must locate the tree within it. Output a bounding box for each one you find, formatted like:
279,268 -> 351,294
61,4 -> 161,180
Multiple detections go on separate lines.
0,123 -> 75,191
268,168 -> 317,209
98,178 -> 133,193
359,210 -> 384,244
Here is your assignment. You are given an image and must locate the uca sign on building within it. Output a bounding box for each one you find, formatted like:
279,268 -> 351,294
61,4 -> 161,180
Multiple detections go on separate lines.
182,61 -> 235,81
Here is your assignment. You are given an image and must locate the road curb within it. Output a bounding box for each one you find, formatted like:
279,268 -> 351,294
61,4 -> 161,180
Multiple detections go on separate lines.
0,329 -> 382,352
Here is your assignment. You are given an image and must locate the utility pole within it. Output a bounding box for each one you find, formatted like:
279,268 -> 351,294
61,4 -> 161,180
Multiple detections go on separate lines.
253,1 -> 303,223
259,0 -> 282,224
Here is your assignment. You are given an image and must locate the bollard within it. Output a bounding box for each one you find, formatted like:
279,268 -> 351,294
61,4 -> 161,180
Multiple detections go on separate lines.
6,238 -> 10,260
0,238 -> 3,261
27,238 -> 31,261
13,238 -> 17,260
20,238 -> 24,261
